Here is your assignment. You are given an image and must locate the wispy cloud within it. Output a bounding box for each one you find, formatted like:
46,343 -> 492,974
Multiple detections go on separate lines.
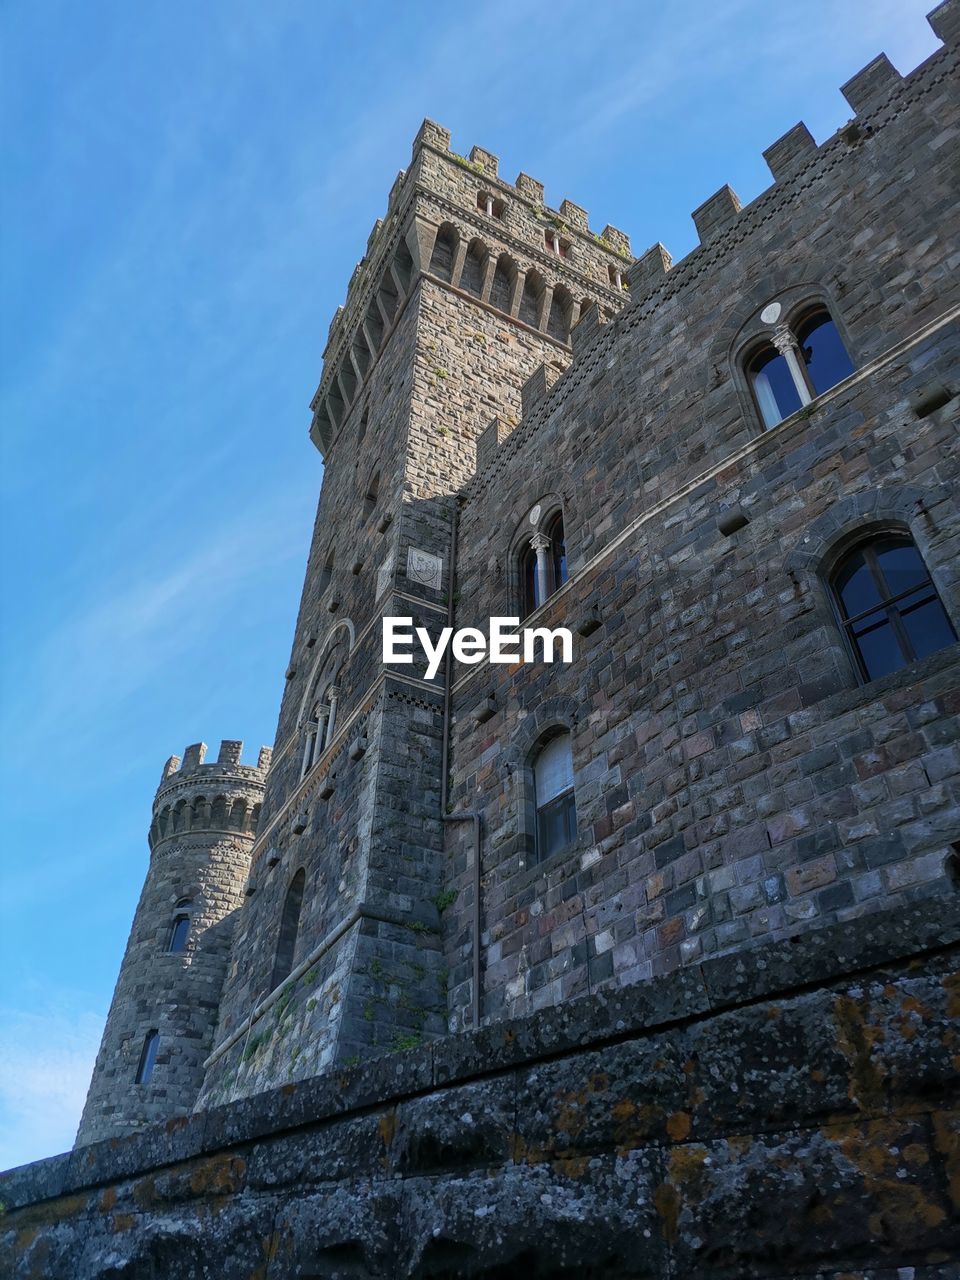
0,996 -> 105,1170
0,488 -> 310,765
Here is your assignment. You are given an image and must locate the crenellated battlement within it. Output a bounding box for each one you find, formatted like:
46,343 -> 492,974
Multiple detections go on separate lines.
308,0 -> 957,462
470,2 -> 957,485
308,117 -> 637,459
150,740 -> 269,851
407,117 -> 633,261
156,740 -> 271,802
618,4 -> 956,307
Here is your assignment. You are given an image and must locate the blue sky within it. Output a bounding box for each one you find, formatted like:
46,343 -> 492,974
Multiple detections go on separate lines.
0,0 -> 942,1169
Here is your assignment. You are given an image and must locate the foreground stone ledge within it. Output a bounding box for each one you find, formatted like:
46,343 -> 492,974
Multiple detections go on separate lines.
4,898 -> 959,1215
3,900 -> 960,1278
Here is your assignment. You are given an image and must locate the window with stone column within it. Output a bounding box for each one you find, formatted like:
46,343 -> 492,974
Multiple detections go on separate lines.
519,509 -> 568,617
744,301 -> 854,429
299,680 -> 341,778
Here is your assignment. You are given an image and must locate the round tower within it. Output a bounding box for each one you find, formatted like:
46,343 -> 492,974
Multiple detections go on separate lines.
75,739 -> 270,1147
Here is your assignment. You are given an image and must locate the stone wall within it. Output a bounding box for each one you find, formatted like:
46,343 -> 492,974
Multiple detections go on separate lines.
194,91 -> 634,1100
6,901 -> 959,1278
75,742 -> 269,1146
442,25 -> 960,1028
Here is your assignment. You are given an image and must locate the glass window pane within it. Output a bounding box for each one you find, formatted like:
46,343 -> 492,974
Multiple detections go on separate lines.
551,524 -> 567,590
535,735 -> 574,804
797,313 -> 854,395
169,916 -> 189,953
834,550 -> 881,618
850,616 -> 907,681
750,348 -> 802,428
561,791 -> 577,847
537,791 -> 576,860
136,1032 -> 159,1084
873,538 -> 929,597
899,594 -> 957,660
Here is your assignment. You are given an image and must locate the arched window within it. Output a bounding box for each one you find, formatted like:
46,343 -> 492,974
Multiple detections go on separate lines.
363,471 -> 380,519
477,191 -> 504,218
300,675 -> 341,777
547,287 -> 573,342
429,225 -> 457,282
489,256 -> 514,313
547,512 -> 567,593
460,241 -> 486,298
748,344 -> 803,428
135,1030 -> 159,1084
318,550 -> 335,595
167,910 -> 190,953
534,732 -> 577,861
272,868 -> 306,990
796,307 -> 855,396
521,512 -> 568,617
519,271 -> 544,329
830,532 -> 956,682
747,303 -> 854,429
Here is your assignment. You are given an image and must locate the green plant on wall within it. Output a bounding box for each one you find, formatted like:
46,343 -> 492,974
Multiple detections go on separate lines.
432,888 -> 458,913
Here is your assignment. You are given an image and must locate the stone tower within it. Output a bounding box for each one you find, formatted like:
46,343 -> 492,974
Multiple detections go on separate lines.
75,740 -> 270,1146
194,122 -> 634,1107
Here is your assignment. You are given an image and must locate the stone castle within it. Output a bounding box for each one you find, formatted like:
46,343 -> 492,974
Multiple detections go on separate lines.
5,5 -> 960,1276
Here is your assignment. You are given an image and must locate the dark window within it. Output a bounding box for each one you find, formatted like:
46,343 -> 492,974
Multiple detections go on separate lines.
477,192 -> 503,218
318,552 -> 334,594
490,258 -> 513,312
831,533 -> 956,682
135,1031 -> 159,1084
547,513 -> 568,592
461,243 -> 485,297
363,472 -> 379,519
796,309 -> 855,396
168,914 -> 190,953
272,868 -> 306,990
429,226 -> 456,282
534,733 -> 577,861
748,345 -> 802,429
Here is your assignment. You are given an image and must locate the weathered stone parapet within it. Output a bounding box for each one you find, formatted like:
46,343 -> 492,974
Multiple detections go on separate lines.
5,901 -> 959,1276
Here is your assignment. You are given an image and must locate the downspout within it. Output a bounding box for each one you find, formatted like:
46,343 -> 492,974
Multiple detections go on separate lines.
439,499 -> 483,1030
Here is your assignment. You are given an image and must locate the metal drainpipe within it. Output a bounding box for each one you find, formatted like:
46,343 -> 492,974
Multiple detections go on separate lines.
439,501 -> 483,1030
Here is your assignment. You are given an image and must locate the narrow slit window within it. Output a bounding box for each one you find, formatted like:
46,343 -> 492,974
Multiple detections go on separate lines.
272,868 -> 306,990
168,914 -> 190,953
135,1031 -> 159,1084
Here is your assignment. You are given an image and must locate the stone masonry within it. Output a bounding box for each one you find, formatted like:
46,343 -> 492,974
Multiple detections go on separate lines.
5,902 -> 960,1276
9,2 -> 960,1275
75,742 -> 270,1146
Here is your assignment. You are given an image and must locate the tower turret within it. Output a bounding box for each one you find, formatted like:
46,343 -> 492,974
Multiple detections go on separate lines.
74,739 -> 270,1147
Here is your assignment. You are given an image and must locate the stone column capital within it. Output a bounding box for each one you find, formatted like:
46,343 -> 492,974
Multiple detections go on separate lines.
771,322 -> 799,357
